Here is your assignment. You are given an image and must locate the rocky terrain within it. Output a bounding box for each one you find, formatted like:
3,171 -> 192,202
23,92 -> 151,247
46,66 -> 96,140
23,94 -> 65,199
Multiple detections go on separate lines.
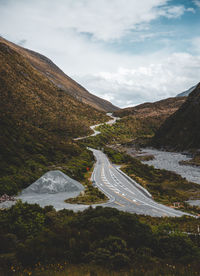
21,170 -> 84,194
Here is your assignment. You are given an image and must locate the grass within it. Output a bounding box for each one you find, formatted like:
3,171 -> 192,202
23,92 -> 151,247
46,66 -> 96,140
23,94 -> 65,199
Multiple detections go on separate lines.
65,168 -> 108,205
135,154 -> 155,161
0,40 -> 108,196
6,262 -> 200,276
77,117 -> 200,214
103,147 -> 200,215
179,153 -> 200,167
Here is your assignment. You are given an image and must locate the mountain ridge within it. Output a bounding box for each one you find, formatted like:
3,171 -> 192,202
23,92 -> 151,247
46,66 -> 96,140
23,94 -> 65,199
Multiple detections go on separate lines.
0,37 -> 108,195
176,84 -> 197,97
0,36 -> 119,112
114,96 -> 186,119
153,82 -> 200,150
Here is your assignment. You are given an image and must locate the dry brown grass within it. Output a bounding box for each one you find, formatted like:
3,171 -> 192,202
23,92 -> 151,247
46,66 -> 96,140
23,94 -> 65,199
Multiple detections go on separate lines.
0,36 -> 118,112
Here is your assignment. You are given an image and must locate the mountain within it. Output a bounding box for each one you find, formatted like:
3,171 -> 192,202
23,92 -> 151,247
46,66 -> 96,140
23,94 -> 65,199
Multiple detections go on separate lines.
153,82 -> 200,150
176,84 -> 197,97
0,38 -> 109,195
114,97 -> 186,118
109,97 -> 187,145
0,37 -> 119,112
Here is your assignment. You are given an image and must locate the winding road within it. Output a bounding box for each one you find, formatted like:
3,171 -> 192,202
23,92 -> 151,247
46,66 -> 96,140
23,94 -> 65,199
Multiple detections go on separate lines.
1,113 -> 191,217
90,148 -> 190,217
74,113 -> 119,140
76,112 -> 191,217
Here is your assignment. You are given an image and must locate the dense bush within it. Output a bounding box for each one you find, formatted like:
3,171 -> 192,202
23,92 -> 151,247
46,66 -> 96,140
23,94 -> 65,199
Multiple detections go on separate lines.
0,202 -> 200,274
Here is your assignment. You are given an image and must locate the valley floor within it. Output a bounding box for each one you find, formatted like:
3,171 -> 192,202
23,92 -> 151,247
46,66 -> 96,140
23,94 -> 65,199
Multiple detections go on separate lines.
112,144 -> 200,208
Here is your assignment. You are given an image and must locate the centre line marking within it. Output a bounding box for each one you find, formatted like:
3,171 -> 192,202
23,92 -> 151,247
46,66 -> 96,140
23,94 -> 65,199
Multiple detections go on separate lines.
115,201 -> 125,207
101,178 -> 140,205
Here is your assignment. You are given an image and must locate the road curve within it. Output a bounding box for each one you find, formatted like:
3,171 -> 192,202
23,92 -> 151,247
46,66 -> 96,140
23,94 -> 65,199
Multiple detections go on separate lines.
90,148 -> 191,217
74,113 -> 119,141
74,112 -> 192,217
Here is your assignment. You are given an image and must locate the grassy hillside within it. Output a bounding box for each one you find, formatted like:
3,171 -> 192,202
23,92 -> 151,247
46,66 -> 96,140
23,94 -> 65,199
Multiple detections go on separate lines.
0,40 -> 108,195
0,37 -> 119,112
81,97 -> 186,149
114,97 -> 186,119
153,83 -> 200,151
115,97 -> 186,141
113,97 -> 186,144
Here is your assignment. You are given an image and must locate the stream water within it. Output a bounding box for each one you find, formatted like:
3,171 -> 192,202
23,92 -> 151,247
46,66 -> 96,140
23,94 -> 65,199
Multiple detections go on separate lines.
141,148 -> 200,206
141,148 -> 200,184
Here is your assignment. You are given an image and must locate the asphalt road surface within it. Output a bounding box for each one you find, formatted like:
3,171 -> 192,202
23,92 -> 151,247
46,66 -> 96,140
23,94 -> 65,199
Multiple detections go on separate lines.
1,113 -> 192,217
74,113 -> 119,141
90,148 -> 190,217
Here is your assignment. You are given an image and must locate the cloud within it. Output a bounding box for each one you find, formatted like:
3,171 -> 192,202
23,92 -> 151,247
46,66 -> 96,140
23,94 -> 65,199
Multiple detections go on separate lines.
193,0 -> 200,8
0,0 -> 199,108
158,5 -> 185,18
191,37 -> 200,54
0,0 -> 191,42
75,53 -> 200,107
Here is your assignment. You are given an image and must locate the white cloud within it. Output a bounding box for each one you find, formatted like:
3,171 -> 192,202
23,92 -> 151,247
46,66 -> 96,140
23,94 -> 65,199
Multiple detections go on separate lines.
75,53 -> 200,107
0,0 -> 199,108
159,5 -> 185,18
191,37 -> 200,54
186,8 -> 196,13
0,0 -> 191,42
156,5 -> 195,19
193,0 -> 200,8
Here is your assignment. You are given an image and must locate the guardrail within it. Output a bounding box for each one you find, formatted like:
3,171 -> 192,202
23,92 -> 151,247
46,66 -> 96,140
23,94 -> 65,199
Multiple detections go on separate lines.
115,167 -> 152,198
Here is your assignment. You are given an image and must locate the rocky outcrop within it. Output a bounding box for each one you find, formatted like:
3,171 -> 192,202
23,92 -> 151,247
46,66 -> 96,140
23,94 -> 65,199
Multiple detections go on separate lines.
22,171 -> 84,194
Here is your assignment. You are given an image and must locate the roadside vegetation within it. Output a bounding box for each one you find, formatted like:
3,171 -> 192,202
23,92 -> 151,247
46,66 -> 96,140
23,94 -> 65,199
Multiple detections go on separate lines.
65,169 -> 108,205
79,106 -> 180,150
103,147 -> 200,214
2,37 -> 200,276
9,263 -> 200,276
65,183 -> 108,205
1,201 -> 200,275
0,143 -> 97,196
0,41 -> 108,196
77,120 -> 200,214
179,153 -> 200,167
80,117 -> 159,149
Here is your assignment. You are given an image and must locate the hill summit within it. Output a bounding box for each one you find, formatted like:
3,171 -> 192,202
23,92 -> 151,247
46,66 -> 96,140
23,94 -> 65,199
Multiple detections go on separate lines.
0,37 -> 109,195
153,82 -> 200,150
0,37 -> 118,112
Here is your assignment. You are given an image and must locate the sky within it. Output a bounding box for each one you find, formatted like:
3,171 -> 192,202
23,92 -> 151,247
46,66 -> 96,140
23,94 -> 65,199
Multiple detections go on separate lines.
0,0 -> 200,107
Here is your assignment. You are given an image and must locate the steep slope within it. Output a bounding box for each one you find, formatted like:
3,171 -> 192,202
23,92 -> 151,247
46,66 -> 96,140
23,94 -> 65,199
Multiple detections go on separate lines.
0,36 -> 119,112
176,84 -> 197,97
0,40 -> 108,195
153,83 -> 200,150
